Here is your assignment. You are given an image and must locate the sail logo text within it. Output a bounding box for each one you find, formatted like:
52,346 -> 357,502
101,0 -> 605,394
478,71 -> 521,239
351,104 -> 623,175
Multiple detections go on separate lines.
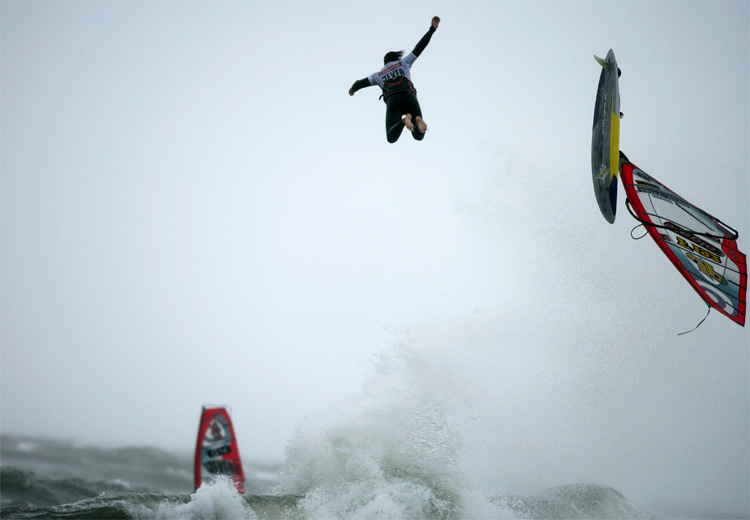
635,184 -> 680,205
686,252 -> 726,284
207,445 -> 232,458
203,460 -> 240,475
663,221 -> 724,258
670,235 -> 722,264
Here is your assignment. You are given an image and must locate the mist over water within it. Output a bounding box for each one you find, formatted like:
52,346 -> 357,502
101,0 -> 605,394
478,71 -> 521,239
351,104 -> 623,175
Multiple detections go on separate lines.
274,311 -> 746,519
272,324 -> 655,518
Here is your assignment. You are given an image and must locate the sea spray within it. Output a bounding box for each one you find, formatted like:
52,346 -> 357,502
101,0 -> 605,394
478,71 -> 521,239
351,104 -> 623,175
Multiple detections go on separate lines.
127,477 -> 255,520
275,343 -> 500,519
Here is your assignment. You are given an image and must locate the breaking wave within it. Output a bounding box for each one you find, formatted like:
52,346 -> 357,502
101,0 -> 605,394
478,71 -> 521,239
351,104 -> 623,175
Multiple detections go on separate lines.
1,346 -> 653,519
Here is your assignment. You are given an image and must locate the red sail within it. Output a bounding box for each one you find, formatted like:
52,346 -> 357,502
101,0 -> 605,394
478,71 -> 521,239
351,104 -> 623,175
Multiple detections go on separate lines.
620,156 -> 746,326
194,406 -> 245,493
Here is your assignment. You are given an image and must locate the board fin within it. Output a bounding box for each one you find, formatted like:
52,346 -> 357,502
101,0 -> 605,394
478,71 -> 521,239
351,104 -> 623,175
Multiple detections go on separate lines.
594,54 -> 609,68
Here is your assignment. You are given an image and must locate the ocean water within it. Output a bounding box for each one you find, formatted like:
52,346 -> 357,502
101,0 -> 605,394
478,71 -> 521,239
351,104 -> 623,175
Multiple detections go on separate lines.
0,346 -> 663,519
1,433 -> 651,520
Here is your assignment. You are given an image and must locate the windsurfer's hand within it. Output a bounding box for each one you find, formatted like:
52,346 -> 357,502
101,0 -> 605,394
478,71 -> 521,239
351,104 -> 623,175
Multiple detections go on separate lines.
349,88 -> 355,96
431,16 -> 440,29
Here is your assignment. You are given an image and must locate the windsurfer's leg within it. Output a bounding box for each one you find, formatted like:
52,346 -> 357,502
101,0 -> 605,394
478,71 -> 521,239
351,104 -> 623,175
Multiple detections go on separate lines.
387,120 -> 405,143
407,97 -> 426,141
385,99 -> 406,143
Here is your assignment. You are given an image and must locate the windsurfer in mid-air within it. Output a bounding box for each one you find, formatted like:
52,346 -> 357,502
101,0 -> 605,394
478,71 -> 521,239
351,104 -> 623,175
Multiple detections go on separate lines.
349,16 -> 440,143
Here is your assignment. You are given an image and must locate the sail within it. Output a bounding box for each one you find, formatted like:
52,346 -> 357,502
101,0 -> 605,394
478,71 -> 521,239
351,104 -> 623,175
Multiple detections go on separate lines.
194,406 -> 245,493
620,153 -> 747,326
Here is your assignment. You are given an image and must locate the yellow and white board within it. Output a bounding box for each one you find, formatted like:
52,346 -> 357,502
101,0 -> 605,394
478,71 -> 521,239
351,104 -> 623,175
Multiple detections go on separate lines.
591,49 -> 621,223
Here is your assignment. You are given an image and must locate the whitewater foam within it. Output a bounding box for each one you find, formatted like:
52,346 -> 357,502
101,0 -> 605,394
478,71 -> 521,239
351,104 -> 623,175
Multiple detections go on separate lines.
127,477 -> 256,520
273,344 -> 511,519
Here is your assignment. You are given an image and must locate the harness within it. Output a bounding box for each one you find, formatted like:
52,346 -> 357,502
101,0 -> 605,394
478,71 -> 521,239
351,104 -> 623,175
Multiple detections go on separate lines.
380,77 -> 417,103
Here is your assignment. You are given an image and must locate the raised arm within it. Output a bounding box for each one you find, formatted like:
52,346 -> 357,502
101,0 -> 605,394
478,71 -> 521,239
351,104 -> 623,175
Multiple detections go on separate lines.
412,16 -> 440,57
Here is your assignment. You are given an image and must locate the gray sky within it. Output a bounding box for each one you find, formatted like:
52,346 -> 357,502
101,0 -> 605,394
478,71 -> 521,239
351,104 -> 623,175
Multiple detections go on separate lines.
2,0 -> 748,515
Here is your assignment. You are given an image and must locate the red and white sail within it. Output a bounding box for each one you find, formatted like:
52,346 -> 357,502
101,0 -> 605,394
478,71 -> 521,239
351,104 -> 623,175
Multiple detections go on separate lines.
194,406 -> 245,493
620,154 -> 747,326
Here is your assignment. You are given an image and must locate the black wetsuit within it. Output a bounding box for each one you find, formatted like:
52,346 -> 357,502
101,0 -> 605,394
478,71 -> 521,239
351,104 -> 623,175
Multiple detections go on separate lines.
350,25 -> 437,143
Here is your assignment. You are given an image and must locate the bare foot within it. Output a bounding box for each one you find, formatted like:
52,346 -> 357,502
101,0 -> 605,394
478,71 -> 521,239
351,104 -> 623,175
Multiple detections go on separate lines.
404,114 -> 414,131
415,116 -> 427,133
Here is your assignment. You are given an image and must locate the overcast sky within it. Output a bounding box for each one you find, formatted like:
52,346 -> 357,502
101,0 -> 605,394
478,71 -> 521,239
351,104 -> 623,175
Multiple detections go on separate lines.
2,1 -> 748,516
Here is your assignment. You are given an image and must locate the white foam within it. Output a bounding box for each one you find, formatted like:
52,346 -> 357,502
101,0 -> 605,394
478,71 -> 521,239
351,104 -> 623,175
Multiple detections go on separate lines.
127,477 -> 256,520
275,344 -> 519,519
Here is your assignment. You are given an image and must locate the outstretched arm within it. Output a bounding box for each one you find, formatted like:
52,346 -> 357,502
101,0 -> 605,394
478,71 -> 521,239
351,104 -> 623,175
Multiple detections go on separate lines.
349,77 -> 371,96
412,16 -> 440,57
